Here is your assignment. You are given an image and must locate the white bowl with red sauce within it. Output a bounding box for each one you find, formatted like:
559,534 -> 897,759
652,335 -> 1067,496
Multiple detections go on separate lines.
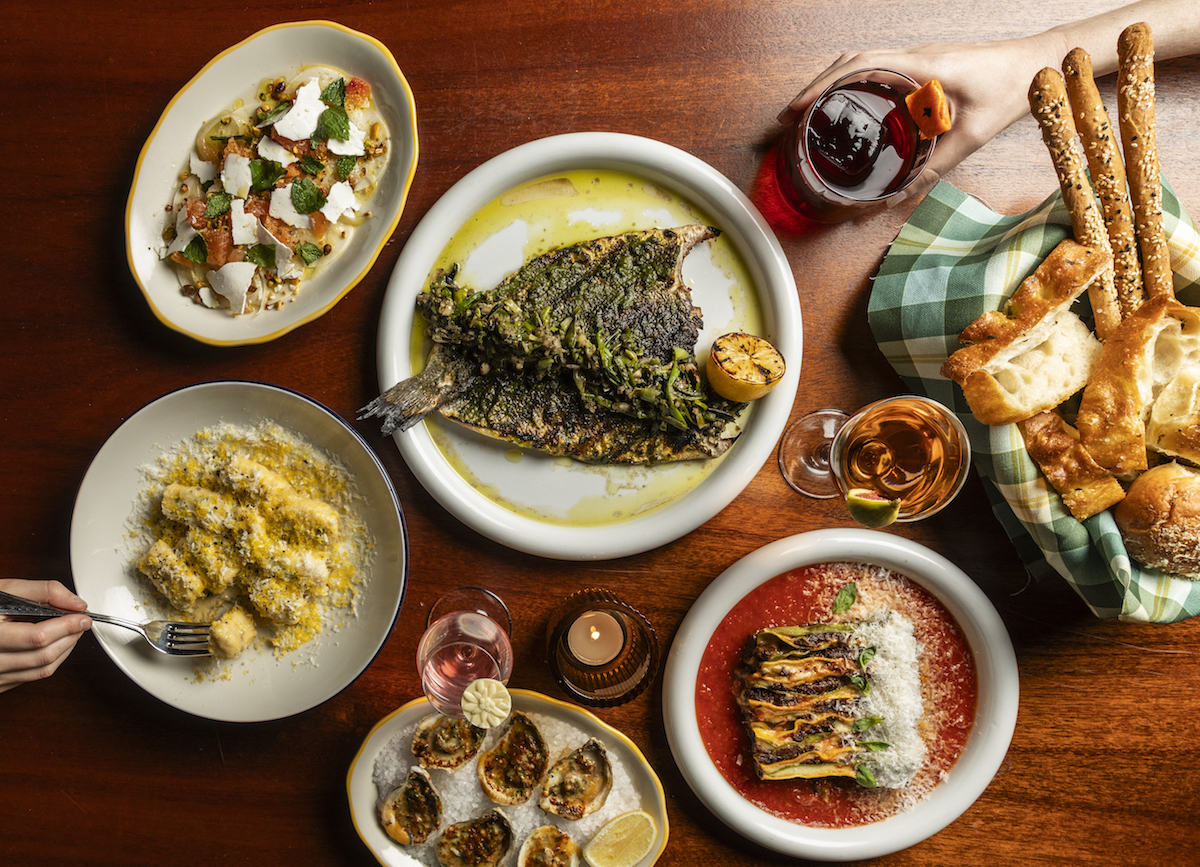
662,529 -> 1018,861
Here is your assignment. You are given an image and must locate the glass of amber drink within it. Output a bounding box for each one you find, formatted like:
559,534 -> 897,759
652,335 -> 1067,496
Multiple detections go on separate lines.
776,69 -> 936,222
777,395 -> 970,522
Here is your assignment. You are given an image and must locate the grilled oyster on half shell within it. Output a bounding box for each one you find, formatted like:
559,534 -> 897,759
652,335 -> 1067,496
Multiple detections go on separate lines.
379,767 -> 442,845
436,809 -> 513,867
538,738 -> 612,820
412,713 -> 487,771
477,711 -> 550,805
518,824 -> 580,867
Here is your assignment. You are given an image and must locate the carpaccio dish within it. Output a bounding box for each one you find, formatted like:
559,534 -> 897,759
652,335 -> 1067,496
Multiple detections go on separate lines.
159,66 -> 390,316
695,561 -> 977,827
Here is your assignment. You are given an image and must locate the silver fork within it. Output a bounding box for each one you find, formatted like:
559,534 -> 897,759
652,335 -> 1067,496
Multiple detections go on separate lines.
0,589 -> 212,656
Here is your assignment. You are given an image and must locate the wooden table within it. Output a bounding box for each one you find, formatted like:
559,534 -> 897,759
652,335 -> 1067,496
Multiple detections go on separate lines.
4,1 -> 1199,864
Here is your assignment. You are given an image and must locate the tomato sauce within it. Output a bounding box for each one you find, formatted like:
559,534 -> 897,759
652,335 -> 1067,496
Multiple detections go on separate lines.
695,562 -> 977,827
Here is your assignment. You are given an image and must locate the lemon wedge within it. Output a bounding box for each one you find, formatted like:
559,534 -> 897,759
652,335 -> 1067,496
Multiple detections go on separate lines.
583,810 -> 658,867
460,678 -> 512,728
845,488 -> 901,528
705,332 -> 786,402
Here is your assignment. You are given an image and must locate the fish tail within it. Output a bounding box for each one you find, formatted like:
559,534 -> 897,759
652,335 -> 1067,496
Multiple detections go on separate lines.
358,349 -> 476,436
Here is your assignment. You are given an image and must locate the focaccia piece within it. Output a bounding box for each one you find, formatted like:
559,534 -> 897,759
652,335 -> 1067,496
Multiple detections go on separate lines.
941,240 -> 1111,425
1077,297 -> 1200,476
1146,367 -> 1200,465
1017,411 -> 1126,520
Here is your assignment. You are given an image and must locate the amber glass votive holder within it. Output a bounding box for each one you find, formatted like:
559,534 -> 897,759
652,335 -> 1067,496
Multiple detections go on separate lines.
545,588 -> 659,707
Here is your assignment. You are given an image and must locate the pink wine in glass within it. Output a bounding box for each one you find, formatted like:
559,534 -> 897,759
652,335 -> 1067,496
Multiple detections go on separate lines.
418,608 -> 513,718
776,69 -> 935,222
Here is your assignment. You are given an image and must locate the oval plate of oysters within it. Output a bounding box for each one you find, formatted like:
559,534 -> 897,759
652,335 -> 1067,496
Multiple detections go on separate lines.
366,132 -> 801,561
347,689 -> 669,867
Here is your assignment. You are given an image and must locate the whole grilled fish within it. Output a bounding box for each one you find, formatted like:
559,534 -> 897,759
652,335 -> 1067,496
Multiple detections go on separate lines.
359,226 -> 731,439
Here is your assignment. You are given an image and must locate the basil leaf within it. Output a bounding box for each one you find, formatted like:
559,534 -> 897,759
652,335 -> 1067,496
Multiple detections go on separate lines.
299,153 -> 324,176
832,583 -> 858,615
203,192 -> 233,218
859,741 -> 891,752
181,234 -> 207,264
316,106 -> 351,142
320,78 -> 346,108
290,177 -> 327,214
246,244 -> 276,270
297,242 -> 324,266
858,646 -> 877,670
255,101 -> 291,128
851,715 -> 884,733
855,765 -> 877,788
846,673 -> 870,694
250,159 -> 287,192
335,155 -> 356,180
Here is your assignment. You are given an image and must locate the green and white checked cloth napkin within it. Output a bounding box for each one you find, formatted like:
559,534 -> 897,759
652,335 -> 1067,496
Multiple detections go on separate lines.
869,179 -> 1200,623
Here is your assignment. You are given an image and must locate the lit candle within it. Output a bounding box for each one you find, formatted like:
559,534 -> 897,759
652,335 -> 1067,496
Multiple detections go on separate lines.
566,611 -> 624,666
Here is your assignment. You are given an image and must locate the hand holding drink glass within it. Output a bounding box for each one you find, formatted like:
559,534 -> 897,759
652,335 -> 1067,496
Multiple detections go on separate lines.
776,69 -> 950,222
778,395 -> 970,527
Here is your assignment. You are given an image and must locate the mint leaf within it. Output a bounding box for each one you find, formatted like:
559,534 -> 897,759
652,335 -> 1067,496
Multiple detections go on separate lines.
320,78 -> 346,108
203,192 -> 233,218
246,244 -> 275,270
290,177 -> 326,214
255,102 -> 290,128
181,234 -> 207,264
250,159 -> 287,192
335,155 -> 356,180
297,242 -> 324,265
832,583 -> 858,615
299,153 -> 324,176
316,106 -> 350,142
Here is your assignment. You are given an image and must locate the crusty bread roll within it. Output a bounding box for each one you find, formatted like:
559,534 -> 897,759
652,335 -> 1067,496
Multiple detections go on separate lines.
941,239 -> 1110,426
1018,410 -> 1126,520
1077,297 -> 1200,477
1028,67 -> 1122,339
1114,461 -> 1200,579
1117,22 -> 1174,302
1062,47 -> 1144,318
1146,366 -> 1200,464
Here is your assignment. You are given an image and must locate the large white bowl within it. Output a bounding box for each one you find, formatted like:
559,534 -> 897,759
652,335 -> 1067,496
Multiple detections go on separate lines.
374,132 -> 802,560
69,381 -> 408,722
125,20 -> 419,345
662,530 -> 1019,860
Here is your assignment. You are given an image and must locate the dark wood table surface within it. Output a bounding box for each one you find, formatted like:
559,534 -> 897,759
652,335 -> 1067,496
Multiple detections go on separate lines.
4,1 -> 1199,865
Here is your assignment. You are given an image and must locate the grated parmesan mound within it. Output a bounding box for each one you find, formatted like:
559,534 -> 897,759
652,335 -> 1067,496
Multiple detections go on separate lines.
854,609 -> 927,789
372,711 -> 642,865
130,420 -> 373,660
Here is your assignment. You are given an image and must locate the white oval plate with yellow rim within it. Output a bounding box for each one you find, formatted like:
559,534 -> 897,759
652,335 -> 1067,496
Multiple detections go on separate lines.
125,21 -> 418,346
347,689 -> 669,867
372,132 -> 801,560
69,380 -> 408,721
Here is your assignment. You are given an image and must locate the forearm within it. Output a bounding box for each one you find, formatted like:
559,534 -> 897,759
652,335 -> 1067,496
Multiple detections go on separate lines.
1036,0 -> 1200,75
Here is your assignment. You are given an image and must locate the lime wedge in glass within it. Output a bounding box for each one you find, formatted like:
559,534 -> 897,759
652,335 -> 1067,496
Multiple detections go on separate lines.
845,488 -> 901,528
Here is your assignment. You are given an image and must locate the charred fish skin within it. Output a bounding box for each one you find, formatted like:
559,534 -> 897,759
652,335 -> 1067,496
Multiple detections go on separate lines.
358,226 -> 725,437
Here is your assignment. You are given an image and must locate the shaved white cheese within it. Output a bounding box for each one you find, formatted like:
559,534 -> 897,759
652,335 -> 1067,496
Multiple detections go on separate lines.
325,120 -> 366,156
165,208 -> 199,257
257,223 -> 304,281
273,79 -> 323,141
222,153 -> 252,198
198,284 -> 221,309
320,181 -> 359,222
208,261 -> 259,315
257,136 -> 297,167
854,609 -> 926,789
269,184 -> 312,230
230,199 -> 258,246
190,152 -> 217,184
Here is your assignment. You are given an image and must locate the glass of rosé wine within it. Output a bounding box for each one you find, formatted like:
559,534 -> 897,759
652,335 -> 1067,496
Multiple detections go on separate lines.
417,586 -> 514,718
776,69 -> 937,223
777,395 -> 970,526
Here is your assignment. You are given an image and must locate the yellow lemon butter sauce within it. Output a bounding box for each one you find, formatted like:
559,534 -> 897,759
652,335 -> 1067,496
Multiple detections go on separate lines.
415,169 -> 765,527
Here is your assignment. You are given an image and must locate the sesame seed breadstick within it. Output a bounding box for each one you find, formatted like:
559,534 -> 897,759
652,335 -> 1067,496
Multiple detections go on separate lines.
1028,67 -> 1121,340
1117,22 -> 1174,302
1062,47 -> 1144,319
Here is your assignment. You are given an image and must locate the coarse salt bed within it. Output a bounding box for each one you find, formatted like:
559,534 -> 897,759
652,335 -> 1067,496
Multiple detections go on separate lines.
372,710 -> 643,865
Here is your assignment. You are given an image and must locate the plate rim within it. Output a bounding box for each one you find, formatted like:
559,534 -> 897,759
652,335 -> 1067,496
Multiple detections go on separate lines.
661,529 -> 1019,860
124,19 -> 420,346
374,131 -> 802,561
68,378 -> 408,722
346,687 -> 670,866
